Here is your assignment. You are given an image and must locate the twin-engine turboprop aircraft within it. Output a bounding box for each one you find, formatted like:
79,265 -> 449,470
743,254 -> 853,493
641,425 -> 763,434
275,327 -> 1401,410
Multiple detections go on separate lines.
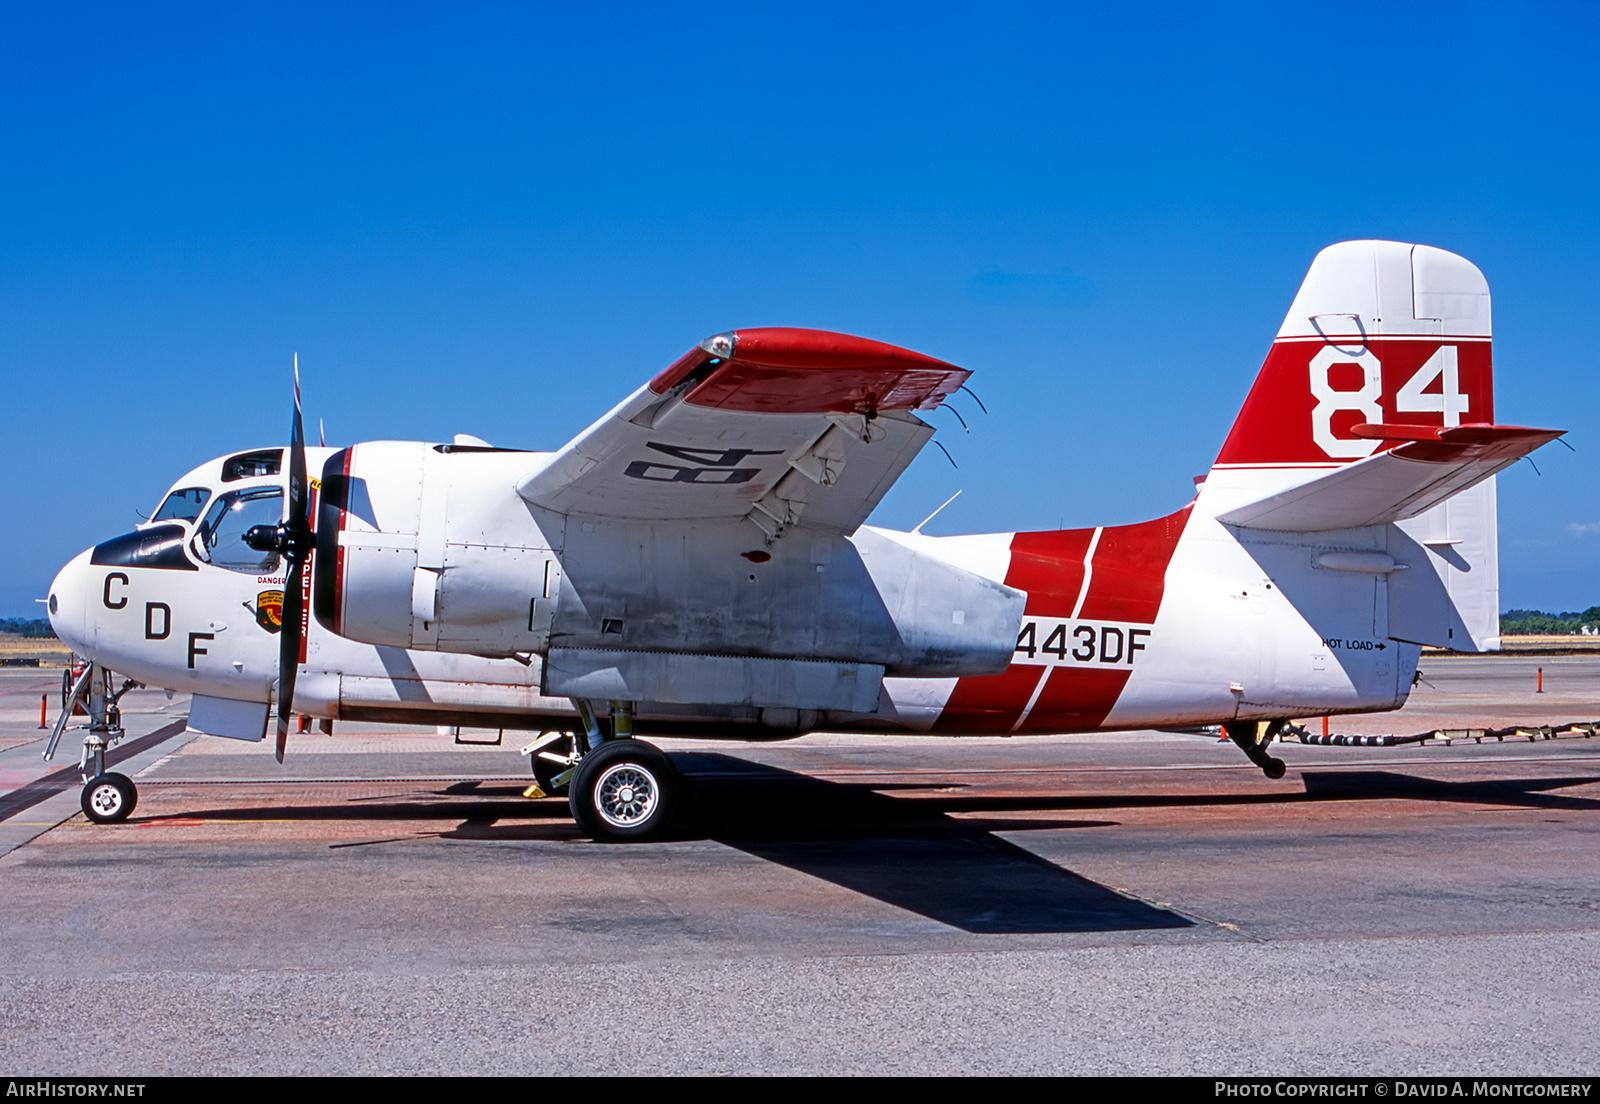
46,241 -> 1562,840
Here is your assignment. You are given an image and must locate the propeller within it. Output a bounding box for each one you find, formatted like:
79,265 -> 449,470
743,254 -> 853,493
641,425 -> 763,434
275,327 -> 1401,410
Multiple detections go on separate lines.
244,354 -> 314,762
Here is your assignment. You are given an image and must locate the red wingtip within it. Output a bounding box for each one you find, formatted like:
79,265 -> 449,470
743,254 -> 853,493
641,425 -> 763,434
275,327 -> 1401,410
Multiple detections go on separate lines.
649,327 -> 969,415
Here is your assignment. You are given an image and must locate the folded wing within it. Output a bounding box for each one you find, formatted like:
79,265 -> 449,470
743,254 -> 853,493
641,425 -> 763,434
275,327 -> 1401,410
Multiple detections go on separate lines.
516,328 -> 970,540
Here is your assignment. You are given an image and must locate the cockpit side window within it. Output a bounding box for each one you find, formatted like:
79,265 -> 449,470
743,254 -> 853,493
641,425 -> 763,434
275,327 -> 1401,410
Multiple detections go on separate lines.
151,487 -> 211,524
221,449 -> 283,482
193,487 -> 284,573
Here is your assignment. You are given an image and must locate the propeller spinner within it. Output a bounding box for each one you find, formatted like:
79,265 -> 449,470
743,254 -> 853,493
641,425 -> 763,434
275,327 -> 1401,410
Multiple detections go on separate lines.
243,355 -> 314,762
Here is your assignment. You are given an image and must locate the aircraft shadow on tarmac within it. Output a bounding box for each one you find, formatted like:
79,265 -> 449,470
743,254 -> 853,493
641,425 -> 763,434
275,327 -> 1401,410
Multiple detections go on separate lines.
132,754 -> 1600,936
661,753 -> 1192,935
1298,770 -> 1600,810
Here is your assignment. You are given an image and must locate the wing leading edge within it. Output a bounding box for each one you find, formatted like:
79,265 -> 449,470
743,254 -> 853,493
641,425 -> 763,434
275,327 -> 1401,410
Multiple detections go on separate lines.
516,328 -> 970,540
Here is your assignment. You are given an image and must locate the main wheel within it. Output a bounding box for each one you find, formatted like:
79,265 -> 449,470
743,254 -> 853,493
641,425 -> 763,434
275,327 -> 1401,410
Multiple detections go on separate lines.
532,734 -> 575,797
1262,756 -> 1287,780
82,773 -> 137,824
568,740 -> 678,842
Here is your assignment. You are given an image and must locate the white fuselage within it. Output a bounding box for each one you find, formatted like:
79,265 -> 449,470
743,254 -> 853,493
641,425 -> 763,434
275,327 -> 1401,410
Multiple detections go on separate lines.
48,443 -> 1445,744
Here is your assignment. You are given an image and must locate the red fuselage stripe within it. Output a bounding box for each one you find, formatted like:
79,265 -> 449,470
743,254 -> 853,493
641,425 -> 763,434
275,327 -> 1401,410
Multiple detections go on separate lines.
932,507 -> 1192,734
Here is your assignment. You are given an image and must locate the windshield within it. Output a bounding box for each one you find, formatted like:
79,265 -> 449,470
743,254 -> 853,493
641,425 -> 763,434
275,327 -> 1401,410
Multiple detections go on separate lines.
151,487 -> 211,524
193,487 -> 284,573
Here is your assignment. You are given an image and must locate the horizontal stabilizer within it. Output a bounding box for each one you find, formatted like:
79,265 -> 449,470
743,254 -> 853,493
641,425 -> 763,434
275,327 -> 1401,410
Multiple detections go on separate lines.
1217,423 -> 1563,532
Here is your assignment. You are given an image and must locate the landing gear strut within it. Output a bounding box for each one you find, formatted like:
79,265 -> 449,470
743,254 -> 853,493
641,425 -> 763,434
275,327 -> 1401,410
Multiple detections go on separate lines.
519,697 -> 610,798
45,663 -> 141,823
523,731 -> 577,797
1226,719 -> 1289,779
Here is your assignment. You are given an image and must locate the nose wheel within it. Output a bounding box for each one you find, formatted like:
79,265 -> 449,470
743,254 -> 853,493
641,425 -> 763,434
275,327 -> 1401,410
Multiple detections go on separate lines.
81,773 -> 137,823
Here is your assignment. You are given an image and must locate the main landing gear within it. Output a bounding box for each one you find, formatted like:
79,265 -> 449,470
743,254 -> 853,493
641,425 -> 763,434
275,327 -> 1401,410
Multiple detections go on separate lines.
526,700 -> 683,842
45,662 -> 142,823
568,738 -> 680,842
1226,719 -> 1289,779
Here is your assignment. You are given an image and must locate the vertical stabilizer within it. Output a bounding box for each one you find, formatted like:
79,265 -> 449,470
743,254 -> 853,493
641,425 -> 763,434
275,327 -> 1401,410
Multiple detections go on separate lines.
1196,242 -> 1554,654
1206,241 -> 1493,500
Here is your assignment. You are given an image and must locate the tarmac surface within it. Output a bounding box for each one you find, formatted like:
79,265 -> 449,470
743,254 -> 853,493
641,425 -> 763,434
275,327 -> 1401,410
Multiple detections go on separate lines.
0,657 -> 1597,1076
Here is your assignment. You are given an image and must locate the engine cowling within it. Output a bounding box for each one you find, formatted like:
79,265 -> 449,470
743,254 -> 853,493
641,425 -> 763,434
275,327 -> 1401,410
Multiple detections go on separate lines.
313,442 -> 562,655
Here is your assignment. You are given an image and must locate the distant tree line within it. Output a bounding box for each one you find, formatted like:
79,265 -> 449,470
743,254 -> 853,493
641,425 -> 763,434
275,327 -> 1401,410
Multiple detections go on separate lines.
1501,608 -> 1600,635
0,618 -> 56,638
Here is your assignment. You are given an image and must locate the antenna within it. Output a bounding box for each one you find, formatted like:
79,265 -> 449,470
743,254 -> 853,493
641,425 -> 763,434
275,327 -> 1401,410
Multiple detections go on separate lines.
911,490 -> 963,534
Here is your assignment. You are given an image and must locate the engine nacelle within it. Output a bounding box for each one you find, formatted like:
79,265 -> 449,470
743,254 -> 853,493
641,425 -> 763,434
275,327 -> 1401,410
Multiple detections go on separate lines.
313,442 -> 562,655
312,441 -> 1026,711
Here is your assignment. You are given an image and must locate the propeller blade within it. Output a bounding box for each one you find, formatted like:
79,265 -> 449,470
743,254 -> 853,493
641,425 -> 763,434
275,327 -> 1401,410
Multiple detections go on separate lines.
288,353 -> 308,534
276,554 -> 303,762
275,353 -> 313,762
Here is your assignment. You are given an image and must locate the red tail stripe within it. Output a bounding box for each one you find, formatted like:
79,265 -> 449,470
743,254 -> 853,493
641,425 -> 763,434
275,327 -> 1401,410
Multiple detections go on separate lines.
1023,667 -> 1135,732
1214,337 -> 1493,467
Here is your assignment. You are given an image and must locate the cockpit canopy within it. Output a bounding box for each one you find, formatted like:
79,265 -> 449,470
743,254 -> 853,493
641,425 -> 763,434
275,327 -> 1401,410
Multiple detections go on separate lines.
134,448 -> 297,573
221,449 -> 282,482
144,449 -> 288,531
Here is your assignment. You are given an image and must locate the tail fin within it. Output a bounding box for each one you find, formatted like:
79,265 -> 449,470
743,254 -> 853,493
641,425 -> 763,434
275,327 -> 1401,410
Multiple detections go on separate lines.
1198,241 -> 1561,651
1212,240 -> 1497,482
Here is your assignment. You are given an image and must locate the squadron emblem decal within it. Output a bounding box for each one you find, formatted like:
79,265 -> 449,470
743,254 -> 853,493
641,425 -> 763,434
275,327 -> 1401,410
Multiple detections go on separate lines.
255,589 -> 284,634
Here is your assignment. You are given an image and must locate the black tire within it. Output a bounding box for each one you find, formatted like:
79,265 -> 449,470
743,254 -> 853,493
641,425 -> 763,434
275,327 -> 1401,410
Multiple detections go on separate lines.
568,740 -> 678,842
82,773 -> 137,824
532,734 -> 574,797
1262,757 -> 1287,780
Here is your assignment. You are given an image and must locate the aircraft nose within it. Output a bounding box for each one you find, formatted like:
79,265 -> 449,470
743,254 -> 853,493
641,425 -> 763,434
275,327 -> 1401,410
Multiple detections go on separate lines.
47,549 -> 93,658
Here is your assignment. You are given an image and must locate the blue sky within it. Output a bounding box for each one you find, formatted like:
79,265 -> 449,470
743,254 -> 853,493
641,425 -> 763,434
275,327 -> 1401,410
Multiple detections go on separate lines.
4,1 -> 1598,616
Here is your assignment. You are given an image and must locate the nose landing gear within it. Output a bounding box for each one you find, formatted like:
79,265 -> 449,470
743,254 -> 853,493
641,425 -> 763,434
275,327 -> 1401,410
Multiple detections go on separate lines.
45,662 -> 142,824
